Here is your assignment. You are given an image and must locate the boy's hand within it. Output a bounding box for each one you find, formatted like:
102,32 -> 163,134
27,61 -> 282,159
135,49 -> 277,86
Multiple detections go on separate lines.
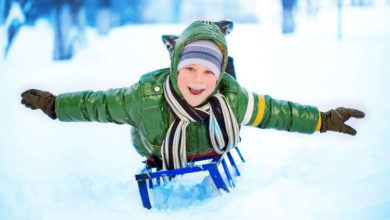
21,89 -> 57,119
320,107 -> 365,135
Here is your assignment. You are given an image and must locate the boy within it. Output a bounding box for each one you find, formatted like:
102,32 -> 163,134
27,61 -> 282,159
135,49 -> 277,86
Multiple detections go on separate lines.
21,21 -> 364,170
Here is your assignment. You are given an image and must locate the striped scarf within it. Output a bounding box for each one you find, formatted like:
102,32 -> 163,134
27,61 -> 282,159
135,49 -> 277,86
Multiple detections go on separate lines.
161,76 -> 240,170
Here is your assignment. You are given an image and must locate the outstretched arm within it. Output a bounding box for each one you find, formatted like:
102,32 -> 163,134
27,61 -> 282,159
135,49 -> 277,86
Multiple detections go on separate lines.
240,92 -> 321,134
220,75 -> 322,134
21,84 -> 140,126
239,90 -> 364,135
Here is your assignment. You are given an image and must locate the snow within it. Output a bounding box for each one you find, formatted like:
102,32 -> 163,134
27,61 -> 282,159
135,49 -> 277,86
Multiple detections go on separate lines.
1,4 -> 390,219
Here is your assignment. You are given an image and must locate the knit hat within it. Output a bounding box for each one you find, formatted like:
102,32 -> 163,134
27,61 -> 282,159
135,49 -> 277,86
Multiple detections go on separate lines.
177,39 -> 223,78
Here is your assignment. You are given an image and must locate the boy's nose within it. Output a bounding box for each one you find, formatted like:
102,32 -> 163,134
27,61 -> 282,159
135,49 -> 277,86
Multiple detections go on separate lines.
192,72 -> 203,84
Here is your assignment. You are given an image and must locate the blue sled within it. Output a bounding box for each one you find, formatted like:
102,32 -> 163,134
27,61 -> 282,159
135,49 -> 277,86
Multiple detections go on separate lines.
134,147 -> 245,209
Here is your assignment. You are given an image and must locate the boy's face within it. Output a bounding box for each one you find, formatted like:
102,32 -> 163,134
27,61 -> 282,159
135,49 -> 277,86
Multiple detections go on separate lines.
177,64 -> 218,107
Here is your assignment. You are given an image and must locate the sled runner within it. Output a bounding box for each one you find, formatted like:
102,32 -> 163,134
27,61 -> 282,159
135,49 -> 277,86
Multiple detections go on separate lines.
135,146 -> 245,209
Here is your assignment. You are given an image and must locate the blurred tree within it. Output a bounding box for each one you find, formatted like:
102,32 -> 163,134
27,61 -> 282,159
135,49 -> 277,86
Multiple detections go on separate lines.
0,0 -> 6,24
96,0 -> 110,35
306,0 -> 318,16
281,0 -> 297,34
4,0 -> 25,58
53,0 -> 72,60
73,0 -> 87,46
126,0 -> 143,24
52,0 -> 85,60
172,0 -> 182,23
351,0 -> 372,6
4,0 -> 54,23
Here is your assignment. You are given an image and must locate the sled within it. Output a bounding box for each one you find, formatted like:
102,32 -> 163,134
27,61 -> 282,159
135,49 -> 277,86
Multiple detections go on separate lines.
134,146 -> 245,209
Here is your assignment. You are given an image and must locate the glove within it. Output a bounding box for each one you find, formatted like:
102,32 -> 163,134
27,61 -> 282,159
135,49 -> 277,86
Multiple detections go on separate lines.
320,107 -> 365,135
21,89 -> 57,119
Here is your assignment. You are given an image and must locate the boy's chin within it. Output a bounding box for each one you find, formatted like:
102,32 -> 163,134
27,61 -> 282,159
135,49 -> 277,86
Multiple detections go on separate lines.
187,100 -> 202,107
184,96 -> 206,107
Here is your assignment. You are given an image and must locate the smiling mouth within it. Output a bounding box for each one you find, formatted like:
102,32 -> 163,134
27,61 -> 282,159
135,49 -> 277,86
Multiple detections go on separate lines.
189,87 -> 205,95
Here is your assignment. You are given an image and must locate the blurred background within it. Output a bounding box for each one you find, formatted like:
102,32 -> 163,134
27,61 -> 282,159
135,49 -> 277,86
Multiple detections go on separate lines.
1,0 -> 389,60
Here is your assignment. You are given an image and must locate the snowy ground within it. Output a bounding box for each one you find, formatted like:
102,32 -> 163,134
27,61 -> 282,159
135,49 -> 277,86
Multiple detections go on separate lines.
1,4 -> 390,220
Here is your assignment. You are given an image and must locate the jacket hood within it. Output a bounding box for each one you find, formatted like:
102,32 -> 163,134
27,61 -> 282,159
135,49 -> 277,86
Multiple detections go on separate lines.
169,21 -> 228,105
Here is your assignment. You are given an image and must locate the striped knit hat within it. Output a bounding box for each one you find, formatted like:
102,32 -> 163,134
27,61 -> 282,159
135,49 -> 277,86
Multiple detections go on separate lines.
177,39 -> 223,78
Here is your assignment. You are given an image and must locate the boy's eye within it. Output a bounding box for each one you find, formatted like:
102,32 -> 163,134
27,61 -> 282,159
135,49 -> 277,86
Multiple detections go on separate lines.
205,71 -> 214,75
186,67 -> 194,71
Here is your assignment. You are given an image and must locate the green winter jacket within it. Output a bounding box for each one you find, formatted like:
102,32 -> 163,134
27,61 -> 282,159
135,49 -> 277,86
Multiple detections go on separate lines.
55,21 -> 320,158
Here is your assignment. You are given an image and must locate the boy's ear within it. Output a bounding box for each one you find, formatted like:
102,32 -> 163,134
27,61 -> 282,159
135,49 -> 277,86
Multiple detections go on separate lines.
162,35 -> 178,57
213,20 -> 234,36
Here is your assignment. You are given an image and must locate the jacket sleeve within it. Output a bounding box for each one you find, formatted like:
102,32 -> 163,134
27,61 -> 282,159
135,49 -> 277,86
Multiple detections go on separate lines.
238,89 -> 321,134
55,83 -> 140,126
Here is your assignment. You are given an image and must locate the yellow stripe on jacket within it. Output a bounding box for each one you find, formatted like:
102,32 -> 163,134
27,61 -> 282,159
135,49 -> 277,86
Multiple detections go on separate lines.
251,95 -> 266,127
315,112 -> 322,131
